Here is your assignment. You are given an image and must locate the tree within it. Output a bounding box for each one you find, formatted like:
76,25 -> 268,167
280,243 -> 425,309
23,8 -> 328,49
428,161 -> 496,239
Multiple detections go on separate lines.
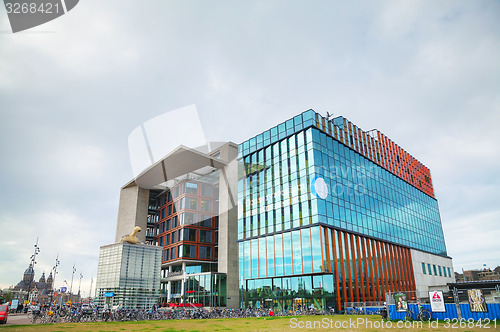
3,292 -> 13,303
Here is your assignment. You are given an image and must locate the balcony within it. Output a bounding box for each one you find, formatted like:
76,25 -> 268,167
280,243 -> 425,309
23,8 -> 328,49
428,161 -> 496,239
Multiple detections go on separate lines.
167,270 -> 184,278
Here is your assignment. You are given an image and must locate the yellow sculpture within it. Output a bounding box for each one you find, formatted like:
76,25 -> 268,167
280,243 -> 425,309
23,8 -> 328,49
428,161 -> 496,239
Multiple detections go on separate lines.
121,226 -> 142,244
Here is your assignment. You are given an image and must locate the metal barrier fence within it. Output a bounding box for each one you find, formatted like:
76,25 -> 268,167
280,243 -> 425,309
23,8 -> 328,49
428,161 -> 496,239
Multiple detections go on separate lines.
343,301 -> 385,315
386,288 -> 500,321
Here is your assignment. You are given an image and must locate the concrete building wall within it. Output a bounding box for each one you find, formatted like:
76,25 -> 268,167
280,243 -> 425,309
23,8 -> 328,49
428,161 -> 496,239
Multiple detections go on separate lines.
411,249 -> 455,299
216,142 -> 239,308
115,185 -> 150,243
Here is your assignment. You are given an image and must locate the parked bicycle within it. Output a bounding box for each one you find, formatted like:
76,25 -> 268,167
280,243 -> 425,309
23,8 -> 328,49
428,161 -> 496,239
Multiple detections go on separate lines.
405,303 -> 431,322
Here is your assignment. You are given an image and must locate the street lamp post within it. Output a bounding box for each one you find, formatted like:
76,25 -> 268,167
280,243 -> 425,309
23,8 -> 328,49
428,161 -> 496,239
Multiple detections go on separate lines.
88,277 -> 93,304
62,280 -> 69,305
26,238 -> 41,303
50,255 -> 60,305
77,271 -> 83,302
69,263 -> 76,302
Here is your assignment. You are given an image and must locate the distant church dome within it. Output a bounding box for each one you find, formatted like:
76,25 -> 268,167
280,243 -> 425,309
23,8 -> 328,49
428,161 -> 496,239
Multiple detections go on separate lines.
23,264 -> 35,283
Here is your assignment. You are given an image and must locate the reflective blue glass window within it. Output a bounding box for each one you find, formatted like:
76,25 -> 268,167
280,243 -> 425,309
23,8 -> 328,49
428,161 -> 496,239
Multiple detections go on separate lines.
292,230 -> 302,275
283,232 -> 292,275
275,234 -> 284,276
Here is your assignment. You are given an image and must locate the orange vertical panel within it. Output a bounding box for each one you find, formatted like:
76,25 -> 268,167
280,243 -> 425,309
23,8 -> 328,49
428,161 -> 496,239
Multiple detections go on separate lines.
394,245 -> 403,291
319,226 -> 324,273
400,247 -> 411,292
380,242 -> 389,294
391,244 -> 399,293
344,232 -> 354,303
338,230 -> 347,306
375,240 -> 386,299
350,234 -> 360,302
356,236 -> 366,302
396,246 -> 405,291
395,246 -> 404,291
385,242 -> 396,293
403,248 -> 416,292
331,230 -> 341,310
402,248 -> 413,290
324,227 -> 331,273
366,238 -> 377,301
400,246 -> 410,291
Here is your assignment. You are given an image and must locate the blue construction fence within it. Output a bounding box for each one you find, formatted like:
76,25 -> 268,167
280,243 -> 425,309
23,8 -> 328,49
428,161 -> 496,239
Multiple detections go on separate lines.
389,303 -> 500,321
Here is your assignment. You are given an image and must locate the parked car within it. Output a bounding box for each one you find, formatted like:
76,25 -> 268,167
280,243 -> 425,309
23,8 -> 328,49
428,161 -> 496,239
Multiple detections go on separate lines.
0,304 -> 8,324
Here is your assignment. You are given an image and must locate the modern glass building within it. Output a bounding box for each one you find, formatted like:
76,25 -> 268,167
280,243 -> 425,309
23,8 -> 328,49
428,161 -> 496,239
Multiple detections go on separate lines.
112,109 -> 453,310
237,110 -> 453,310
114,143 -> 240,308
95,242 -> 162,309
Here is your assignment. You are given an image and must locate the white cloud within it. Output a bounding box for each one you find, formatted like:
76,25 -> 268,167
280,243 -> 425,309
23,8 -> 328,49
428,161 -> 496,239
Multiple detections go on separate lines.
0,0 -> 499,292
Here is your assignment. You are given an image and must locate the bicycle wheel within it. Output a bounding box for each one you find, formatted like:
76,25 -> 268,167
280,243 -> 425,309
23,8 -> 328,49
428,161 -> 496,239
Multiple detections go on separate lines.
404,310 -> 413,321
419,309 -> 431,322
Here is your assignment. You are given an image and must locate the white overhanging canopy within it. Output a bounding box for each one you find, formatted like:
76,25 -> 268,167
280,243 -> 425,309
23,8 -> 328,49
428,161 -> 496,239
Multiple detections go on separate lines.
125,145 -> 227,190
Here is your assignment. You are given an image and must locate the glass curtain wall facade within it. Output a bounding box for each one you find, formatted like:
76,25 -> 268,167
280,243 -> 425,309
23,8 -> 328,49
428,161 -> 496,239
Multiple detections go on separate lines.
95,242 -> 162,309
237,110 -> 447,310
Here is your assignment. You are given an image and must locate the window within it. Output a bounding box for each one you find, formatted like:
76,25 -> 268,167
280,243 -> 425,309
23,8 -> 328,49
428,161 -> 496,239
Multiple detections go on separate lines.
182,245 -> 196,258
182,197 -> 198,210
200,215 -> 212,228
433,265 -> 437,275
443,267 -> 447,277
428,264 -> 432,275
202,184 -> 213,197
438,266 -> 442,276
166,219 -> 171,231
422,262 -> 426,274
170,246 -> 177,260
184,182 -> 198,195
163,249 -> 169,261
160,222 -> 165,234
172,231 -> 177,244
447,267 -> 451,278
172,216 -> 178,228
200,230 -> 212,243
166,233 -> 170,245
184,212 -> 196,225
199,246 -> 211,259
200,199 -> 212,212
183,228 -> 197,242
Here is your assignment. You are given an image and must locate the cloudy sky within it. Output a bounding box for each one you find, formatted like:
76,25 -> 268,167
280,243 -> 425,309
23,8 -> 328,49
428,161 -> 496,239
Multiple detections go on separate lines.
0,0 -> 499,295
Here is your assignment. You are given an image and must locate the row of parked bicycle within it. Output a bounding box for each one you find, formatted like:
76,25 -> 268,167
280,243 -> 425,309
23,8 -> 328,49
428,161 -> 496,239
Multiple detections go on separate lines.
28,306 -> 336,324
28,304 -> 430,324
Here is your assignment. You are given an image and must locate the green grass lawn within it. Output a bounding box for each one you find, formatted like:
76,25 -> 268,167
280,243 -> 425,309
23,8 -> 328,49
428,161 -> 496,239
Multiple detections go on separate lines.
3,315 -> 497,331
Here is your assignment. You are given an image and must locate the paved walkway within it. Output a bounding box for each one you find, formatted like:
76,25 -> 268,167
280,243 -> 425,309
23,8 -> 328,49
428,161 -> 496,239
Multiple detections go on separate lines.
4,313 -> 32,325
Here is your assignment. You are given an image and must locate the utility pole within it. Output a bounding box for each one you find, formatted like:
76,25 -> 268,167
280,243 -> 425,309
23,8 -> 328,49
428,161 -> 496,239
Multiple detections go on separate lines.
25,238 -> 41,302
